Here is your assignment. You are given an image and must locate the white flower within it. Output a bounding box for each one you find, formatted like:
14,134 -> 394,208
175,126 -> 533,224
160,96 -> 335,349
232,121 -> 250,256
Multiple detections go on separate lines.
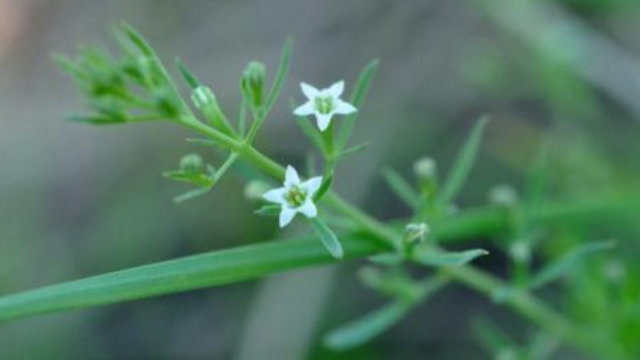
293,80 -> 357,131
262,165 -> 323,228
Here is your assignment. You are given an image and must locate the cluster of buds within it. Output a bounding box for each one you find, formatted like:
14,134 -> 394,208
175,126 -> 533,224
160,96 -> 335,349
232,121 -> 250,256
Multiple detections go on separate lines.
57,24 -> 186,125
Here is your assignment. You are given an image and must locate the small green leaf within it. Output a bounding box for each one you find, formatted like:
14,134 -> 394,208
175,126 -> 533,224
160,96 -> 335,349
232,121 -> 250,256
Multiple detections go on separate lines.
66,114 -> 126,125
530,240 -> 616,289
413,247 -> 489,267
263,37 -> 293,116
368,253 -> 403,266
438,115 -> 489,205
254,204 -> 281,217
324,300 -> 412,350
175,57 -> 200,89
337,60 -> 380,150
338,142 -> 370,158
473,318 -> 517,355
310,218 -> 344,259
358,267 -> 421,301
118,22 -> 155,57
381,168 -> 421,210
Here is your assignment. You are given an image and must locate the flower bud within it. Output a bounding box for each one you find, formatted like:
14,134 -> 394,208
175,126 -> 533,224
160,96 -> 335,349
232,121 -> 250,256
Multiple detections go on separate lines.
508,240 -> 531,263
488,184 -> 518,207
244,180 -> 271,201
413,157 -> 438,200
179,153 -> 205,174
241,61 -> 266,108
404,222 -> 430,248
191,86 -> 233,134
413,157 -> 437,180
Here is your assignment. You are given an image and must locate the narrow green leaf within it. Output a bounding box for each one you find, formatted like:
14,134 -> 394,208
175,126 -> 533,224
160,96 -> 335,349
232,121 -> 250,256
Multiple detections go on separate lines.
358,267 -> 421,301
337,60 -> 380,150
530,240 -> 616,289
0,234 -> 388,324
438,115 -> 489,205
66,114 -> 126,125
338,142 -> 370,158
413,248 -> 489,267
173,187 -> 212,203
368,253 -> 403,266
175,57 -> 200,89
324,300 -> 412,350
310,218 -> 344,259
473,318 -> 517,354
185,138 -> 221,148
118,22 -> 155,57
381,168 -> 421,210
263,37 -> 293,116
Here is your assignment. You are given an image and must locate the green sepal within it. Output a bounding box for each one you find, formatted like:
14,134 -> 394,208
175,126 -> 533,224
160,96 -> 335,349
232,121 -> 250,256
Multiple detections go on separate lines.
254,205 -> 281,217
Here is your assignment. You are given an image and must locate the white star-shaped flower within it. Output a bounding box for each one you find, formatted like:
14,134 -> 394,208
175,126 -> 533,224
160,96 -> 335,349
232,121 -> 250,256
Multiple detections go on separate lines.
262,165 -> 323,228
293,80 -> 357,131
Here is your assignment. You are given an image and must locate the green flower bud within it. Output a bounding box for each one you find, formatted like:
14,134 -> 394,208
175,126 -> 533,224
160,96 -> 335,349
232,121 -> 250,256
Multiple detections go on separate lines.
241,61 -> 266,108
244,180 -> 270,201
191,86 -> 233,134
404,222 -> 429,248
179,153 -> 205,174
413,157 -> 437,180
413,157 -> 438,200
488,184 -> 518,207
508,240 -> 531,263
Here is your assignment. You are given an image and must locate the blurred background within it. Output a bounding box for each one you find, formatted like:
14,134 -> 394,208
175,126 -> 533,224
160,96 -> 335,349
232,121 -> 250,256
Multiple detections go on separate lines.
0,0 -> 639,359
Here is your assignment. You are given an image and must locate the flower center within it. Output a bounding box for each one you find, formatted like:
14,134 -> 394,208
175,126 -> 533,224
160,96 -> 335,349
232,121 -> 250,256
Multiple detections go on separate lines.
314,96 -> 334,115
284,186 -> 308,208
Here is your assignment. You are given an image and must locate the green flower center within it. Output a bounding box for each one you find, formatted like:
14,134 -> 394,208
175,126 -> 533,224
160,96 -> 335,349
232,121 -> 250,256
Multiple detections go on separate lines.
314,96 -> 334,115
284,186 -> 308,208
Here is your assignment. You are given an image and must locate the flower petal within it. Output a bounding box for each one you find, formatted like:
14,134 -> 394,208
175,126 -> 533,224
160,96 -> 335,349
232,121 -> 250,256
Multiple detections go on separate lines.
279,207 -> 297,228
298,200 -> 318,218
334,100 -> 357,115
293,101 -> 315,116
262,188 -> 286,204
284,165 -> 301,187
302,176 -> 323,196
300,82 -> 319,100
326,80 -> 345,98
315,113 -> 333,132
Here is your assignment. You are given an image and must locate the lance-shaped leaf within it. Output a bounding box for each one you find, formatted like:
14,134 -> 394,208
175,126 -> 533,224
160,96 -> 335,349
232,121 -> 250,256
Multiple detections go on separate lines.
412,247 -> 489,267
263,38 -> 293,116
381,167 -> 421,210
530,240 -> 616,289
336,60 -> 380,150
324,300 -> 413,351
310,218 -> 344,259
438,115 -> 489,205
325,276 -> 446,350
